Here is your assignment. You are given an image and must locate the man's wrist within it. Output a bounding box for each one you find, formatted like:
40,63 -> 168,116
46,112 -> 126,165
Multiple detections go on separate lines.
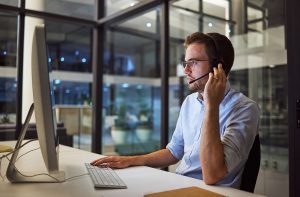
205,104 -> 219,112
130,155 -> 146,166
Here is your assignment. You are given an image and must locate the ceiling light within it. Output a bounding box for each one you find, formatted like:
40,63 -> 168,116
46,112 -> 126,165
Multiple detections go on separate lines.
55,80 -> 61,85
122,83 -> 129,88
208,22 -> 213,27
60,57 -> 65,62
146,22 -> 152,28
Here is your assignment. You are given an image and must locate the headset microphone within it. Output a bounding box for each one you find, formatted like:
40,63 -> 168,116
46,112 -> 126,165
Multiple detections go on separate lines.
188,71 -> 210,84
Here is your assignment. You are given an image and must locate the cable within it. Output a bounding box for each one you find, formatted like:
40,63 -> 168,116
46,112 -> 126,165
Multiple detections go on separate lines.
0,139 -> 37,181
0,158 -> 4,181
10,161 -> 61,182
0,139 -> 37,160
10,154 -> 89,182
1,140 -> 89,183
2,146 -> 61,182
16,147 -> 40,161
12,158 -> 88,182
65,173 -> 89,181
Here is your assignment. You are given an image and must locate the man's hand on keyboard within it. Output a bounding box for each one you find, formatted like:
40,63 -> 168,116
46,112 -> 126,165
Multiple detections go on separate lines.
91,156 -> 138,169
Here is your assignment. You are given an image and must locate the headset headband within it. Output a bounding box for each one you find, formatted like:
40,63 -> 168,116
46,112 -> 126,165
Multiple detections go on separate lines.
205,33 -> 224,68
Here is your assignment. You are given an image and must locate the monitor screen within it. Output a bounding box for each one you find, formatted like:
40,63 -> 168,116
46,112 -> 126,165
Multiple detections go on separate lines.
6,24 -> 65,182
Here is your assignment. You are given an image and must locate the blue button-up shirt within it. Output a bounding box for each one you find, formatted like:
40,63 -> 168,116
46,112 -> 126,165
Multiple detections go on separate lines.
166,82 -> 260,189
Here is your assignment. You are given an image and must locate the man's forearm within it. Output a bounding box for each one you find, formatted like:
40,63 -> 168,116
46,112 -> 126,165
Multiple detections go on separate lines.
91,148 -> 178,169
135,148 -> 178,168
200,106 -> 227,184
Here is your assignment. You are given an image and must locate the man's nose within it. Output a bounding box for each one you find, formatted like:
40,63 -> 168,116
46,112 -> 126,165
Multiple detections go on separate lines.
183,65 -> 191,74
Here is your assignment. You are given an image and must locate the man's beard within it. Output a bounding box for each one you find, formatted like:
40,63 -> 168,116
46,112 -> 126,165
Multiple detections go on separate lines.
188,81 -> 205,93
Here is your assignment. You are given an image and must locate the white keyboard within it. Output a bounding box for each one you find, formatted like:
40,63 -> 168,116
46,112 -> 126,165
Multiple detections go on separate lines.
85,163 -> 127,189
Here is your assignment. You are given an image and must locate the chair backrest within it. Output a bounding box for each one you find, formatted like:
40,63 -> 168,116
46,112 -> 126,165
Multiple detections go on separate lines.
240,135 -> 261,193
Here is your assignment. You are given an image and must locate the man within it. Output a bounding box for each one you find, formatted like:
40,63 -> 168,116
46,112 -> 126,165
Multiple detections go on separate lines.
91,32 -> 260,189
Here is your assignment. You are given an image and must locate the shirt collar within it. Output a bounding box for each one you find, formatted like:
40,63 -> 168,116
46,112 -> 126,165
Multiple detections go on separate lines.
196,81 -> 231,103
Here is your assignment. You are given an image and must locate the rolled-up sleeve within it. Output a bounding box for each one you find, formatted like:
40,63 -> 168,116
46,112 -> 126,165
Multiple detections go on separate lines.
167,109 -> 184,160
222,101 -> 260,173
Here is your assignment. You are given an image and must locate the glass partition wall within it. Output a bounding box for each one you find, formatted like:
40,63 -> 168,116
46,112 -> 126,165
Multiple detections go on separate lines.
45,20 -> 93,150
102,8 -> 161,155
0,3 -> 94,148
0,12 -> 17,140
0,1 -> 289,196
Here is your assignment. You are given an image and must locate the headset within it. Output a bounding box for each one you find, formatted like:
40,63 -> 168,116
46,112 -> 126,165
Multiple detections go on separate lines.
189,33 -> 225,84
206,33 -> 225,69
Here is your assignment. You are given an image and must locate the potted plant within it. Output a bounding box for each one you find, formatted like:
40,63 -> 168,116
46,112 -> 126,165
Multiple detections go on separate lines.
111,103 -> 130,144
135,105 -> 152,142
1,114 -> 12,124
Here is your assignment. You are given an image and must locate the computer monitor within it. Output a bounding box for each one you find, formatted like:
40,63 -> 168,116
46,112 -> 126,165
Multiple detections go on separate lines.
6,24 -> 65,182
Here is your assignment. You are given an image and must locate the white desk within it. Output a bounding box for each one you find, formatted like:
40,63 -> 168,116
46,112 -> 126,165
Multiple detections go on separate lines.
0,141 -> 265,197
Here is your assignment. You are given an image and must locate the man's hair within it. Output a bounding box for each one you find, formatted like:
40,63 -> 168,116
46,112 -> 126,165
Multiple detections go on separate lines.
184,32 -> 234,76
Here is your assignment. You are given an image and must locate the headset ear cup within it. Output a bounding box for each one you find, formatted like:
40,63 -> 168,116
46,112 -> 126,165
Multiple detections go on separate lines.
211,59 -> 218,68
218,59 -> 228,75
212,59 -> 225,68
219,59 -> 225,69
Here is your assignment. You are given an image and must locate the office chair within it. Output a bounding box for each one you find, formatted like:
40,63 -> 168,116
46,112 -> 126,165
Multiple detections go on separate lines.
240,135 -> 261,193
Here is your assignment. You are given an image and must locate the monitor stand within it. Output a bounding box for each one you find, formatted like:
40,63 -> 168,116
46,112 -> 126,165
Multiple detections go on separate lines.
6,103 -> 65,183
